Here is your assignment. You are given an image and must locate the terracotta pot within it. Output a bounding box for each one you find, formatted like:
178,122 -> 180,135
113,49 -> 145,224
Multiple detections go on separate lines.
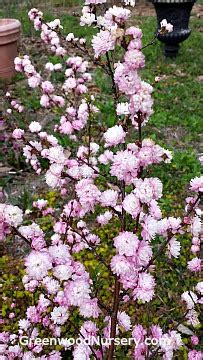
0,19 -> 21,80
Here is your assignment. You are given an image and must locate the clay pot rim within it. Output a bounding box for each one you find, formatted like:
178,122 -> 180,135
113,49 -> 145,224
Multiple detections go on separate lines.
0,19 -> 21,33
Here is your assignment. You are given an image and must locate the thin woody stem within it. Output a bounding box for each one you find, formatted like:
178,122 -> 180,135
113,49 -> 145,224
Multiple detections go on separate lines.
107,277 -> 121,360
141,33 -> 158,50
106,51 -> 119,108
12,226 -> 31,246
107,182 -> 125,359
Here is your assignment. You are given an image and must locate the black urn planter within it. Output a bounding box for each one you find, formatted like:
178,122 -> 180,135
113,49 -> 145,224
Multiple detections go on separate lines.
150,0 -> 196,57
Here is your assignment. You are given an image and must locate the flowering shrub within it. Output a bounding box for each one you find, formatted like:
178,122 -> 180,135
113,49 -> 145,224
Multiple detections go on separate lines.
1,1 -> 202,359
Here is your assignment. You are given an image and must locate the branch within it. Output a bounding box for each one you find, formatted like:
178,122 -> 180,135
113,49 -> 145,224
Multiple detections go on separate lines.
141,33 -> 158,51
70,226 -> 111,272
106,51 -> 119,108
11,226 -> 31,246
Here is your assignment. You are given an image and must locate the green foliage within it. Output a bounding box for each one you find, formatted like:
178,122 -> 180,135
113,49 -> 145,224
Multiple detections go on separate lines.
1,256 -> 31,331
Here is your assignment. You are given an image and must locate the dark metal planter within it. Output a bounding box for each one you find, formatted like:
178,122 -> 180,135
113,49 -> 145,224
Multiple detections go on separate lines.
150,0 -> 196,57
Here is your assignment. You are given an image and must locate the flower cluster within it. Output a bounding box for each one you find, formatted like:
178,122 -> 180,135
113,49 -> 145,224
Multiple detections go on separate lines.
0,204 -> 23,240
132,325 -> 183,360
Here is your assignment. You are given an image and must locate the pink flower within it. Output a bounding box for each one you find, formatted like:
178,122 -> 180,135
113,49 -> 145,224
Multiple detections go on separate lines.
28,8 -> 43,21
186,309 -> 200,327
65,279 -> 91,306
26,305 -> 40,323
118,311 -> 131,331
18,318 -> 30,331
19,223 -> 46,250
41,80 -> 55,94
188,350 -> 203,360
63,77 -> 77,92
51,306 -> 69,325
141,215 -> 157,241
75,179 -> 101,213
124,49 -> 145,70
167,238 -> 181,258
80,12 -> 96,27
29,121 -> 42,133
12,128 -> 24,140
52,95 -> 65,107
114,63 -> 141,95
133,273 -> 155,303
151,325 -> 163,339
190,176 -> 203,193
28,74 -> 41,88
133,343 -> 147,359
0,203 -> 23,228
25,251 -> 52,280
9,312 -> 15,319
123,193 -> 141,219
79,298 -> 100,318
132,324 -> 147,341
40,94 -> 50,107
80,320 -> 98,338
196,282 -> 203,295
100,189 -> 118,207
98,150 -> 114,165
110,149 -> 139,184
191,335 -> 199,345
125,26 -> 142,39
73,344 -> 91,360
53,264 -> 73,281
42,145 -> 66,164
187,258 -> 201,272
136,241 -> 152,267
92,30 -> 115,58
114,231 -> 139,256
104,6 -> 131,25
49,244 -> 71,265
42,276 -> 60,294
37,293 -> 51,312
129,81 -> 153,125
149,200 -> 162,220
110,255 -> 131,276
104,125 -> 126,147
33,199 -> 48,209
160,330 -> 182,355
133,178 -> 163,204
97,211 -> 112,225
120,270 -> 138,290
